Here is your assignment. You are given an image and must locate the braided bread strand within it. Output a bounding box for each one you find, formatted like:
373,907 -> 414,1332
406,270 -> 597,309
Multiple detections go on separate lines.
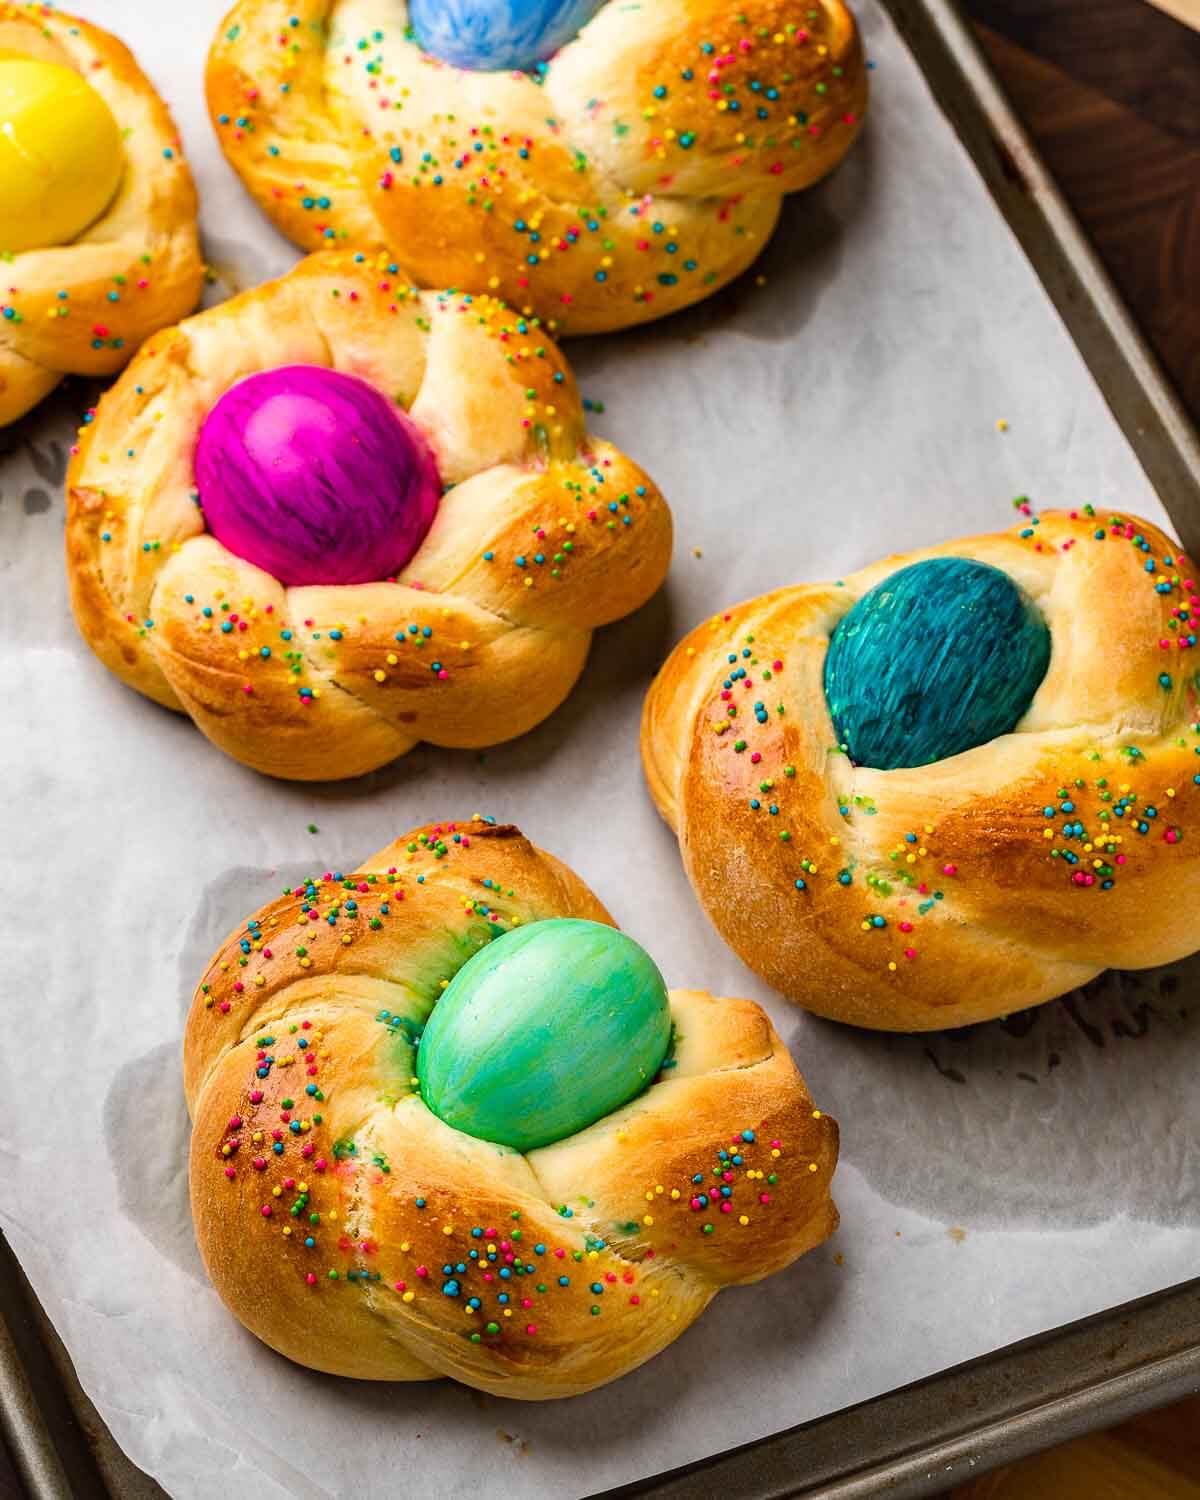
66,251 -> 672,780
185,819 -> 838,1397
206,0 -> 866,334
643,511 -> 1200,1030
0,4 -> 203,425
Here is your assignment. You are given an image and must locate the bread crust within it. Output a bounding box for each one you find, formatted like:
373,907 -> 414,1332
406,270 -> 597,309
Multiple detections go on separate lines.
65,250 -> 673,780
205,0 -> 867,334
185,818 -> 838,1396
642,510 -> 1200,1029
0,4 -> 203,424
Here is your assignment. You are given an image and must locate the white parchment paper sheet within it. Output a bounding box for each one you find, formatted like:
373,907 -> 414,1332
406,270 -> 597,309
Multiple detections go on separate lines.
3,2 -> 1198,1497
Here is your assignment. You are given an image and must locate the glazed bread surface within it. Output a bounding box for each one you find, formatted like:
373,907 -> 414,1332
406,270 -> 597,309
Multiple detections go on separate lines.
642,510 -> 1200,1030
206,0 -> 867,333
185,818 -> 838,1397
0,4 -> 203,425
66,250 -> 673,780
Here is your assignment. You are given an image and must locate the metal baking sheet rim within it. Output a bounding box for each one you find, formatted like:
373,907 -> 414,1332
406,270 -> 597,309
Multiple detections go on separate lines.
3,1230 -> 1199,1500
3,0 -> 1200,1496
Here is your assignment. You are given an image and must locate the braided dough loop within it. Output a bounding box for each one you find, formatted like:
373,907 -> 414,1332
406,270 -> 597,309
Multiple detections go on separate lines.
184,819 -> 838,1397
206,0 -> 866,334
0,5 -> 203,425
642,511 -> 1200,1031
66,251 -> 672,780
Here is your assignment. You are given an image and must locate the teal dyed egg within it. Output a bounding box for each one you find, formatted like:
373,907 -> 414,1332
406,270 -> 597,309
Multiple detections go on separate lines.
417,918 -> 671,1152
823,557 -> 1051,770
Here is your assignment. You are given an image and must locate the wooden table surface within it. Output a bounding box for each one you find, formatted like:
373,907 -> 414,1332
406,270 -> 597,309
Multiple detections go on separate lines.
968,0 -> 1200,429
945,12 -> 1200,1496
2,3 -> 1199,1499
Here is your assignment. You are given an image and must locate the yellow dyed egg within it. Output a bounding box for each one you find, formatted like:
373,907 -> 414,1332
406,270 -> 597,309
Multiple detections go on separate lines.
0,58 -> 123,253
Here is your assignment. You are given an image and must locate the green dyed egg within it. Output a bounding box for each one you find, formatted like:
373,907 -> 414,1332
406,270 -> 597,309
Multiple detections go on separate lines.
417,918 -> 671,1152
823,557 -> 1051,770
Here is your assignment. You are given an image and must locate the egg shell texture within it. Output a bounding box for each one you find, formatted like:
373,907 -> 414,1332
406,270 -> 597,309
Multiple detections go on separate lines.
823,557 -> 1052,771
418,918 -> 672,1151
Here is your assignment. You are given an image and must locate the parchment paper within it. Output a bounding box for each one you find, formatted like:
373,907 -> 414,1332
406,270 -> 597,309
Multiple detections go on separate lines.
3,3 -> 1199,1497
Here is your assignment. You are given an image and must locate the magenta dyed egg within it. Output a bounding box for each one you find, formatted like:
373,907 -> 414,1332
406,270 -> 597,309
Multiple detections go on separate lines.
194,365 -> 440,587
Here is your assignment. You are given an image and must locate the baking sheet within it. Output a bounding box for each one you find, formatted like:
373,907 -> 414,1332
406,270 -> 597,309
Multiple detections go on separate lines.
3,2 -> 1199,1497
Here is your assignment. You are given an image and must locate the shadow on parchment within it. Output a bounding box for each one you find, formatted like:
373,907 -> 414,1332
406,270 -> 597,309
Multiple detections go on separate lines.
103,861 -> 317,1283
292,1229 -> 846,1441
105,853 -> 845,1440
284,581 -> 675,810
571,121 -> 876,366
0,377 -> 94,473
54,551 -> 673,824
109,870 -> 1200,1443
789,954 -> 1200,1231
106,844 -> 1200,1298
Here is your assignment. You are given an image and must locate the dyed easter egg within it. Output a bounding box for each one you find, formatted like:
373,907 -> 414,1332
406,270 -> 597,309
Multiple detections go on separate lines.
417,918 -> 672,1152
194,366 -> 440,587
823,557 -> 1051,770
408,0 -> 607,73
0,59 -> 122,254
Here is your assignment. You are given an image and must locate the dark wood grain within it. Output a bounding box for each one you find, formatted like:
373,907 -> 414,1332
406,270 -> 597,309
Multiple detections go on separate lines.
968,0 -> 1200,142
964,0 -> 1200,429
0,1441 -> 22,1500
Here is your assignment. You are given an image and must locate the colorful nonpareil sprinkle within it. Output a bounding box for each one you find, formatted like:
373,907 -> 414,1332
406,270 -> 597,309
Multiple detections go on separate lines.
688,510 -> 1199,977
208,2 -> 863,329
71,253 -> 669,775
195,816 -> 820,1359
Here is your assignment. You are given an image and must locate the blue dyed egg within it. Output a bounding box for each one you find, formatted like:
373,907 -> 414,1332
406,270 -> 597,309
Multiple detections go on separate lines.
409,0 -> 606,73
823,557 -> 1051,770
417,918 -> 671,1152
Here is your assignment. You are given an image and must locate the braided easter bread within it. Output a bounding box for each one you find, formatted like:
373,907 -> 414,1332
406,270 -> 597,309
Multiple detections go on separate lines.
205,0 -> 866,334
185,817 -> 838,1397
642,509 -> 1200,1031
0,4 -> 203,425
66,250 -> 672,781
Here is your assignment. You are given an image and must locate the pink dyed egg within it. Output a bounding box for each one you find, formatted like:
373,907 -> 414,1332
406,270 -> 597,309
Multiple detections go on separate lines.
195,365 -> 440,586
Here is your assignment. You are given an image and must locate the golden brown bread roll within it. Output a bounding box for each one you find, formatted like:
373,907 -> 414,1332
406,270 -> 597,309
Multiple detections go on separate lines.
0,4 -> 203,425
642,509 -> 1200,1031
184,817 -> 839,1397
205,0 -> 867,334
66,249 -> 672,781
